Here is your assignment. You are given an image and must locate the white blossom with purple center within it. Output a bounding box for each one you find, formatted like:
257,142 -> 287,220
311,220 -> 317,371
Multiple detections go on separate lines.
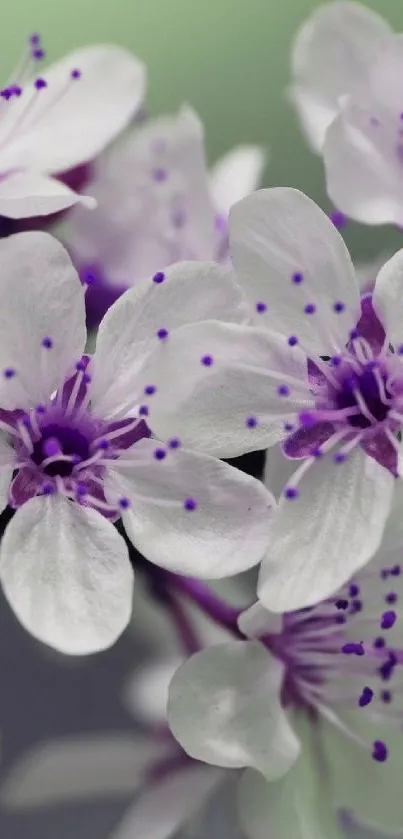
288,1 -> 403,227
63,105 -> 266,326
168,487 -> 403,838
0,33 -> 146,219
140,187 -> 403,612
0,231 -> 274,655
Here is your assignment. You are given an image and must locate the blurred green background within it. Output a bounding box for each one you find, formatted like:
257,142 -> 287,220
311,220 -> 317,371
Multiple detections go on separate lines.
2,0 -> 403,262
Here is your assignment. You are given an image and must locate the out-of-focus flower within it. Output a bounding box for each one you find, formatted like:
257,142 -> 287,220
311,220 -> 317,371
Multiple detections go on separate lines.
289,2 -> 403,227
169,483 -> 403,838
0,35 -> 146,219
139,186 -> 403,612
63,105 -> 267,326
0,231 -> 273,654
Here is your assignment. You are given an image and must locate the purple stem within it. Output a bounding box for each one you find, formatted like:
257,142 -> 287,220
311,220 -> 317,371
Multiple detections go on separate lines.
168,592 -> 201,655
167,574 -> 244,639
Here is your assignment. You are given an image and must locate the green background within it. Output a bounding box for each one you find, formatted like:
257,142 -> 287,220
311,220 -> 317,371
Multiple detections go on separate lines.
3,0 -> 403,262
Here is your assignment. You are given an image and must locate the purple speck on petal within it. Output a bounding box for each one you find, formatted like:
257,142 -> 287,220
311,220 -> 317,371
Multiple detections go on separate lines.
288,335 -> 298,346
201,354 -> 213,366
144,385 -> 156,396
277,384 -> 289,396
153,447 -> 166,460
333,301 -> 345,313
245,416 -> 258,428
256,301 -> 267,313
71,68 -> 81,79
184,497 -> 197,511
330,210 -> 347,229
292,271 -> 303,284
118,497 -> 131,510
153,271 -> 165,284
304,303 -> 316,314
3,368 -> 15,379
372,740 -> 388,762
139,405 -> 149,416
42,336 -> 53,349
358,686 -> 374,707
157,328 -> 168,340
284,486 -> 298,500
381,610 -> 397,630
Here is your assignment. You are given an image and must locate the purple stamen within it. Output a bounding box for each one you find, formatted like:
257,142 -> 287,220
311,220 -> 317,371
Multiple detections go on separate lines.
358,686 -> 373,707
372,740 -> 388,762
381,610 -> 397,630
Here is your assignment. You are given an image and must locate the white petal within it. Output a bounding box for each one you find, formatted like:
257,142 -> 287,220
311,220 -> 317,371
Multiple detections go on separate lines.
209,146 -> 267,216
123,656 -> 184,725
90,261 -> 249,420
229,188 -> 360,355
168,641 -> 300,779
263,443 -> 297,501
0,46 -> 146,176
106,765 -> 223,839
323,711 -> 403,835
0,171 -> 95,219
289,2 -> 391,152
105,439 -> 274,578
372,249 -> 403,346
323,103 -> 403,226
0,231 -> 86,409
239,740 -> 343,839
64,105 -> 219,284
0,734 -> 170,809
0,495 -> 134,654
143,321 -> 313,458
258,447 -> 394,612
0,435 -> 16,513
237,602 -> 282,639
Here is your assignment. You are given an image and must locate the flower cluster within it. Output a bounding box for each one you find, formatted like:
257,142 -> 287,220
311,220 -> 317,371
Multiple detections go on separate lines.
1,7 -> 403,839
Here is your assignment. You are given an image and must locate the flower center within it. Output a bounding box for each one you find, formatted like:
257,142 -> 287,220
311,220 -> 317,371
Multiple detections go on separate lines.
335,367 -> 391,429
31,422 -> 92,477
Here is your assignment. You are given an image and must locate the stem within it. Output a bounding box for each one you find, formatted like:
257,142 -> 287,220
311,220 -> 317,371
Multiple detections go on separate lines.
167,574 -> 244,639
168,591 -> 201,655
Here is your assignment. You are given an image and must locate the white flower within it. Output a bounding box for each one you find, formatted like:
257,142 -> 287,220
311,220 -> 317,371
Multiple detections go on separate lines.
138,187 -> 403,611
62,105 -> 267,325
0,231 -> 275,655
289,2 -> 403,227
168,485 -> 403,838
0,35 -> 146,219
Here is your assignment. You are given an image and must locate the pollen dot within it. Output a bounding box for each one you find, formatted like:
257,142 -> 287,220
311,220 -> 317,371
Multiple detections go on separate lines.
288,335 -> 298,346
41,482 -> 55,495
201,354 -> 213,366
255,301 -> 267,313
398,345 -> 403,355
157,328 -> 168,340
372,740 -> 388,763
34,77 -> 47,90
154,447 -> 166,460
330,210 -> 347,229
292,271 -> 303,284
42,437 -> 60,457
335,599 -> 348,610
350,328 -> 359,340
245,416 -> 258,428
349,583 -> 359,597
358,687 -> 374,708
184,497 -> 197,511
42,336 -> 53,349
333,301 -> 345,313
153,271 -> 165,284
139,405 -> 149,416
391,564 -> 401,576
76,482 -> 88,497
381,610 -> 397,630
299,411 -> 315,428
118,497 -> 131,510
277,384 -> 289,396
284,422 -> 294,432
373,637 -> 385,649
333,452 -> 347,464
144,385 -> 156,396
3,368 -> 15,379
381,690 -> 392,703
168,437 -> 181,449
97,439 -> 109,450
386,592 -> 398,604
153,167 -> 167,182
304,303 -> 316,314
71,68 -> 81,79
284,486 -> 298,500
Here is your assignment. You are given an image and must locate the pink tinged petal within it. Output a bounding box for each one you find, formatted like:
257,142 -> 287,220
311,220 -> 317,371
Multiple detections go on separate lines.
65,105 -> 219,284
323,103 -> 403,226
360,432 -> 398,476
356,292 -> 385,354
90,262 -> 249,420
0,734 -> 171,809
0,495 -> 134,655
282,421 -> 335,459
372,249 -> 403,347
209,145 -> 268,216
0,46 -> 146,176
104,438 -> 275,578
8,466 -> 39,508
258,447 -> 394,613
0,171 -> 95,219
168,641 -> 300,779
0,232 -> 86,410
289,1 -> 391,152
229,188 -> 360,355
141,321 -> 313,459
106,765 -> 223,839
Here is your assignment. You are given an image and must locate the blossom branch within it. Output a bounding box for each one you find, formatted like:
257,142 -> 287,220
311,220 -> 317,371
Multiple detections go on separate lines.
166,573 -> 244,639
